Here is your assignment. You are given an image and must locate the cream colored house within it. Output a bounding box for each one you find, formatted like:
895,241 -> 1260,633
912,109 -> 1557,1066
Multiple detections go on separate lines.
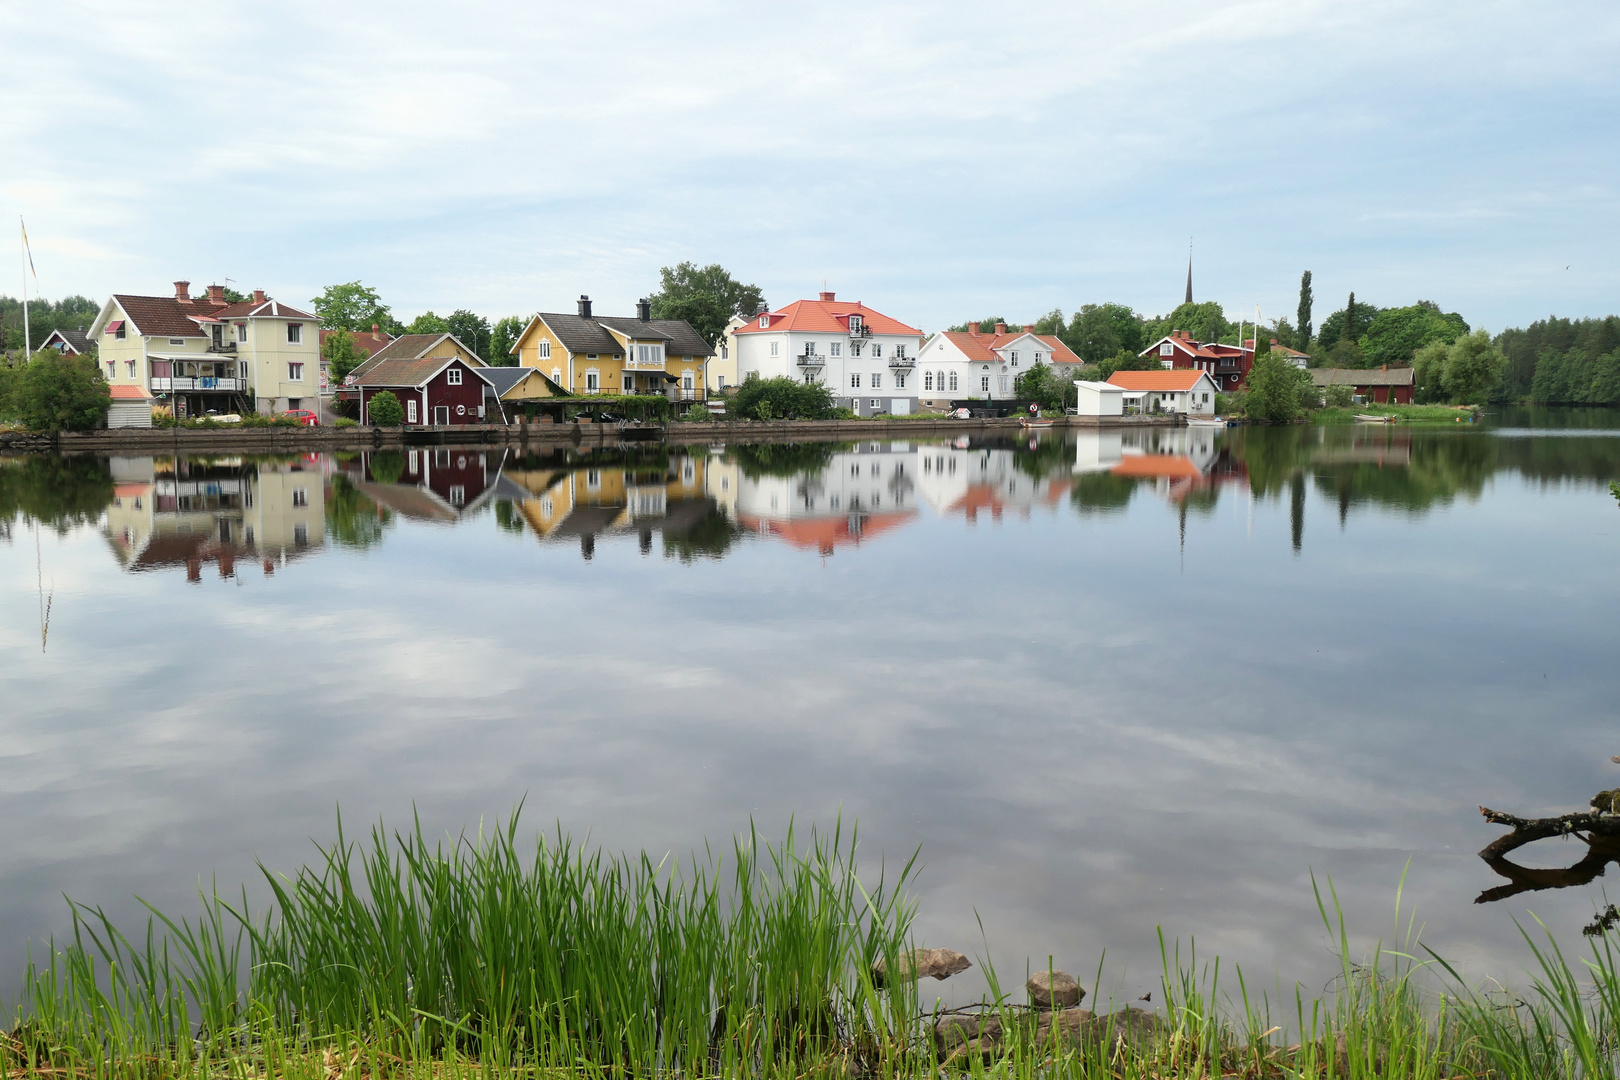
711,316 -> 744,393
87,281 -> 321,416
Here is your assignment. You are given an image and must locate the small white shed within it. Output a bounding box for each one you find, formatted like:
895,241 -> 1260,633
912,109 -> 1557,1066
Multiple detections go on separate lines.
107,385 -> 154,428
1073,380 -> 1124,417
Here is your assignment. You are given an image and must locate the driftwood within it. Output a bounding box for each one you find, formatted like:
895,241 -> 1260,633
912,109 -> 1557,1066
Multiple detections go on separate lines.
1476,791 -> 1620,905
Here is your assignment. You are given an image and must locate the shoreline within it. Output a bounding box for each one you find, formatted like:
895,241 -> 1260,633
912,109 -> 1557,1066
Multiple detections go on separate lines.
0,413 -> 1183,455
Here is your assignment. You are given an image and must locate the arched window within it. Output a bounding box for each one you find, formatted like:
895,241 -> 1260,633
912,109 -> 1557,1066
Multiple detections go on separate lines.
924,372 -> 934,391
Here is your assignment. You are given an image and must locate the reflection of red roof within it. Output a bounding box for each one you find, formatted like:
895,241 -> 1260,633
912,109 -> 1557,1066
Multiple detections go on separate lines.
1107,370 -> 1212,392
114,482 -> 154,497
945,479 -> 1071,521
733,295 -> 920,336
738,510 -> 916,554
1112,455 -> 1201,479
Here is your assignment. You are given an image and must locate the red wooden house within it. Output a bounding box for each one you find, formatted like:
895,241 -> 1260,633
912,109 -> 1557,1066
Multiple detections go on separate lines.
1140,330 -> 1253,391
1311,367 -> 1415,404
354,355 -> 501,426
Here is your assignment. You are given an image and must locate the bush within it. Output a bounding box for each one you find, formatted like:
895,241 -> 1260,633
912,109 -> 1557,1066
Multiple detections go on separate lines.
333,417 -> 359,429
11,351 -> 110,431
368,391 -> 404,427
1245,352 -> 1313,423
1215,391 -> 1245,415
1324,383 -> 1354,408
730,374 -> 836,420
680,403 -> 711,422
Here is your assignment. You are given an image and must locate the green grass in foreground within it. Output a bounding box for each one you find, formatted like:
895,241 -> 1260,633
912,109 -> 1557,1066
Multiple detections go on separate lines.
1313,404 -> 1478,425
6,814 -> 1620,1079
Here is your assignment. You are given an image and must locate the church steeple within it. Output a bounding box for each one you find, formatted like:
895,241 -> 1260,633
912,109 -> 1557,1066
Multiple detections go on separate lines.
1184,243 -> 1193,305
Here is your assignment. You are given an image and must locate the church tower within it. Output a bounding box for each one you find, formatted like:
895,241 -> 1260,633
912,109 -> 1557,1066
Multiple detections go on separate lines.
1184,252 -> 1193,305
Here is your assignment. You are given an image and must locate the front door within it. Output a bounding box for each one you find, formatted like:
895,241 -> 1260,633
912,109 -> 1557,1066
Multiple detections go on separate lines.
434,406 -> 450,426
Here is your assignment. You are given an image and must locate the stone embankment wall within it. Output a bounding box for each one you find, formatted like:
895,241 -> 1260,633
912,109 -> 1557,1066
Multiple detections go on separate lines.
0,413 -> 1182,455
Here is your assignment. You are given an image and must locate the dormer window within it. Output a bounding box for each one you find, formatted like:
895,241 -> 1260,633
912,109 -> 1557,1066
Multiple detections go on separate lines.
759,315 -> 769,329
848,314 -> 863,334
1160,341 -> 1174,356
447,368 -> 462,385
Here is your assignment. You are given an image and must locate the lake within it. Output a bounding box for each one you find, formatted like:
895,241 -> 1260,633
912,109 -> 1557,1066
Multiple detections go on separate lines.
2,409 -> 1618,1003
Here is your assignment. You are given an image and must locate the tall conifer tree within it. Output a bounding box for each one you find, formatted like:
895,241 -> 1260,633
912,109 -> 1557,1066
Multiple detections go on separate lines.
1296,271 -> 1313,349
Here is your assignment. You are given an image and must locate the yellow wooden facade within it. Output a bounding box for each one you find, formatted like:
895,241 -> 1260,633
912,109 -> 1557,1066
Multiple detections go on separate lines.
509,316 -> 705,397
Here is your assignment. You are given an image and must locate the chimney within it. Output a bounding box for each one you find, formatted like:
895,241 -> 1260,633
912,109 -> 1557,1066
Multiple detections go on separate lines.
207,283 -> 225,305
819,290 -> 835,302
252,289 -> 266,304
636,297 -> 651,322
968,321 -> 980,336
372,323 -> 380,336
578,294 -> 593,319
994,322 -> 1006,336
1270,337 -> 1279,346
1381,364 -> 1387,372
174,280 -> 191,302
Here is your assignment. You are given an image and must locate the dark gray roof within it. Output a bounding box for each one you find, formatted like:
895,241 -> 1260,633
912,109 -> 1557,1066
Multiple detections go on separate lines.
43,328 -> 93,353
650,320 -> 715,357
479,367 -> 531,394
537,313 -> 624,356
596,316 -> 675,343
1311,367 -> 1415,387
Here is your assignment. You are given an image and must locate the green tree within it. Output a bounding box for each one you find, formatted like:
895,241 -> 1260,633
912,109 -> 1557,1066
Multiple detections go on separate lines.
1147,301 -> 1232,345
1361,301 -> 1469,369
1296,271 -> 1313,349
12,351 -> 110,431
490,316 -> 525,366
1316,292 -> 1381,351
647,262 -> 766,345
446,310 -> 491,359
324,473 -> 393,549
311,282 -> 397,332
1442,330 -> 1505,403
730,374 -> 835,420
946,317 -> 1015,333
367,390 -> 404,427
322,329 -> 368,385
405,311 -> 452,335
1096,348 -> 1162,380
1013,360 -> 1064,410
1324,383 -> 1354,408
1411,341 -> 1450,403
1244,351 -> 1311,423
1067,303 -> 1145,362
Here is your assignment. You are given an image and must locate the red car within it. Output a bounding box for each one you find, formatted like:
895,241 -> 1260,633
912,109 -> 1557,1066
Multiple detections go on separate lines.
281,409 -> 320,427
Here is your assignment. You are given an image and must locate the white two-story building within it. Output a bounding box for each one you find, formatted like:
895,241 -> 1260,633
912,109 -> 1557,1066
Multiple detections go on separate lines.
87,281 -> 321,417
731,292 -> 925,416
914,322 -> 1083,409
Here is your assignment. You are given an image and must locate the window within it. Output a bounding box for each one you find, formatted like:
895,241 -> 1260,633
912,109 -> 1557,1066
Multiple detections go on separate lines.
586,370 -> 599,391
831,342 -> 841,356
848,314 -> 862,333
759,315 -> 769,328
1011,354 -> 1019,367
872,372 -> 882,389
169,337 -> 185,345
1034,351 -> 1042,363
869,399 -> 879,409
925,373 -> 934,391
551,367 -> 562,383
114,325 -> 126,340
895,344 -> 907,358
850,372 -> 861,388
1202,392 -> 1210,403
1160,341 -> 1174,356
770,341 -> 779,356
288,362 -> 305,381
587,353 -> 597,360
718,374 -> 727,389
586,469 -> 601,489
409,450 -> 419,471
449,486 -> 466,507
236,323 -> 247,342
406,399 -> 418,423
981,376 -> 990,392
895,373 -> 905,389
851,342 -> 863,357
949,372 -> 958,391
287,323 -> 302,344
125,360 -> 136,377
106,361 -> 115,379
872,344 -> 882,358
447,368 -> 463,385
998,375 -> 1009,394
539,340 -> 551,358
292,488 -> 308,508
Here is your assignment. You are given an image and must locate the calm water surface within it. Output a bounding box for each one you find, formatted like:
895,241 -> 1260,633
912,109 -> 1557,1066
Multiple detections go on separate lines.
2,408 -> 1618,1000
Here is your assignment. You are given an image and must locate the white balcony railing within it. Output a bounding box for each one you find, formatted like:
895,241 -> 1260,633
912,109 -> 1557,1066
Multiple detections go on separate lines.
151,377 -> 243,392
888,356 -> 916,368
796,354 -> 825,367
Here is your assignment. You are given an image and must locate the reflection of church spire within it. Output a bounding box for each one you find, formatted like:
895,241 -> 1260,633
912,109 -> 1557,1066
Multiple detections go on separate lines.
1185,241 -> 1193,305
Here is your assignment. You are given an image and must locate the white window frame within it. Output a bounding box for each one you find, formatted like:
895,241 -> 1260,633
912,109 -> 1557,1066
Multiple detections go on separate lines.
770,341 -> 779,356
586,369 -> 600,391
106,361 -> 115,379
1160,341 -> 1174,356
981,376 -> 990,392
872,344 -> 882,358
895,344 -> 906,359
288,362 -> 305,382
850,372 -> 861,388
287,323 -> 303,344
539,339 -> 552,359
406,399 -> 418,424
236,323 -> 247,342
125,360 -> 136,377
169,337 -> 185,346
949,372 -> 958,391
551,367 -> 562,383
872,372 -> 882,389
447,367 -> 463,386
831,342 -> 841,356
925,372 -> 934,391
292,488 -> 308,508
759,315 -> 769,328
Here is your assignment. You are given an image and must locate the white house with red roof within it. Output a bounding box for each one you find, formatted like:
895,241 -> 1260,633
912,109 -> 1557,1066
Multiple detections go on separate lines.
914,321 -> 1082,408
86,281 -> 322,417
731,291 -> 925,416
1140,330 -> 1253,391
1106,369 -> 1220,415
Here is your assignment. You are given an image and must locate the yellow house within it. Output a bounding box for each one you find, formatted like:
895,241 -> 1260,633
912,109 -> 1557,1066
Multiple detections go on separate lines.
509,295 -> 714,400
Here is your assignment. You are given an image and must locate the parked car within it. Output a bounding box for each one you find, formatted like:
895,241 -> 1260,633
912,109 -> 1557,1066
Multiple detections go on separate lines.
281,409 -> 320,427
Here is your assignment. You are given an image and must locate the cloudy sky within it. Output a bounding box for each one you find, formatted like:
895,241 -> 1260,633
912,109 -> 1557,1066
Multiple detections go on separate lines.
4,0 -> 1617,332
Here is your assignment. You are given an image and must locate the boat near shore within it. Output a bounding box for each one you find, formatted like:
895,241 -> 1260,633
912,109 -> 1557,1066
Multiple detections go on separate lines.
1355,413 -> 1397,423
1018,417 -> 1055,429
1185,416 -> 1225,428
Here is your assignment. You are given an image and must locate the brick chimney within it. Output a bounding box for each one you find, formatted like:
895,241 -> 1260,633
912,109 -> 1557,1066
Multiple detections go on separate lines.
174,280 -> 191,302
252,289 -> 266,304
819,290 -> 835,302
578,294 -> 593,318
968,321 -> 980,336
207,283 -> 225,305
994,322 -> 1006,335
636,297 -> 651,322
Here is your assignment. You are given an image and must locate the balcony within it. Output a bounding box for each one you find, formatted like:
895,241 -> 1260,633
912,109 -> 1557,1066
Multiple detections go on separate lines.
207,342 -> 237,354
625,356 -> 666,369
888,356 -> 916,368
796,354 -> 826,368
848,323 -> 872,339
152,377 -> 243,392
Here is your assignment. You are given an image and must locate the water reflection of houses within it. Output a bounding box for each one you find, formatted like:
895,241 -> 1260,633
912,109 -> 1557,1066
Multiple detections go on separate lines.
915,438 -> 1070,522
500,449 -> 731,560
104,455 -> 326,579
344,447 -> 510,521
735,441 -> 919,555
1073,429 -> 1245,502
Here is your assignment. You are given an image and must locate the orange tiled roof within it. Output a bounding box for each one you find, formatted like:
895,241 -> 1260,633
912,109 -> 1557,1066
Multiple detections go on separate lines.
1106,370 -> 1214,392
108,384 -> 153,400
733,296 -> 920,337
941,329 -> 1081,366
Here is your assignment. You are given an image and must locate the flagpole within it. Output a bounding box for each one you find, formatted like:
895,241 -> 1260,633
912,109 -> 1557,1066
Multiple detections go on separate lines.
20,218 -> 30,357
